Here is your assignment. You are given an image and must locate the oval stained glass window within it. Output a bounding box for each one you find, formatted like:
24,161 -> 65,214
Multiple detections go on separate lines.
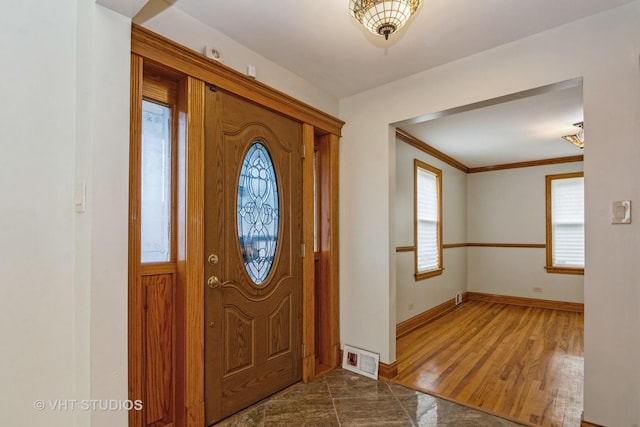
237,142 -> 279,285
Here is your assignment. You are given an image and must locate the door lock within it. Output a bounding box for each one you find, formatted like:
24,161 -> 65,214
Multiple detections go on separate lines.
207,254 -> 219,265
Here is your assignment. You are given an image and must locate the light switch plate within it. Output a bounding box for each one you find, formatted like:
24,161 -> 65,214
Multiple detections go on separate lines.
611,200 -> 631,224
74,181 -> 86,213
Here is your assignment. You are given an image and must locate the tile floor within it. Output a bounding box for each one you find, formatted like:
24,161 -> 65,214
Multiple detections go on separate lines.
213,369 -> 525,426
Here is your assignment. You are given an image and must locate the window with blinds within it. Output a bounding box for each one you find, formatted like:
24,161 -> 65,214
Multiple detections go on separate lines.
414,160 -> 443,280
546,172 -> 584,274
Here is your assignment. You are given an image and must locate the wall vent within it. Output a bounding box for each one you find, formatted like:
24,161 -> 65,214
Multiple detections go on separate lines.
342,344 -> 379,380
455,292 -> 462,305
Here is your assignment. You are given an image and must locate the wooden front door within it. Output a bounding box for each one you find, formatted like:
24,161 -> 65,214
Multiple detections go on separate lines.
203,87 -> 303,425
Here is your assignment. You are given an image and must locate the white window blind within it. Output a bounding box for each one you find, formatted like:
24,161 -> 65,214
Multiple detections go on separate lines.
417,167 -> 439,272
551,177 -> 584,267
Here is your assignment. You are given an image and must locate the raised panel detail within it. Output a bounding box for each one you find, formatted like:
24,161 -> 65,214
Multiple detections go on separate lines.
143,273 -> 174,426
268,295 -> 291,359
224,307 -> 255,375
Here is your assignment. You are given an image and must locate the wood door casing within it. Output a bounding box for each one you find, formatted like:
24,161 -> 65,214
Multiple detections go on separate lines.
204,87 -> 303,425
130,28 -> 343,427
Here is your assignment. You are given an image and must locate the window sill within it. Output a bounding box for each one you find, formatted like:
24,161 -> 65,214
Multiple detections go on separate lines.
545,266 -> 584,275
415,268 -> 444,281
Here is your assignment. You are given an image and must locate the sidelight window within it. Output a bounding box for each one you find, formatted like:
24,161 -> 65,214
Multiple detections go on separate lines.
141,100 -> 172,263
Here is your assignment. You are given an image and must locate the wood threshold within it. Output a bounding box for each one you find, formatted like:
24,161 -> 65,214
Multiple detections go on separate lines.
467,292 -> 584,313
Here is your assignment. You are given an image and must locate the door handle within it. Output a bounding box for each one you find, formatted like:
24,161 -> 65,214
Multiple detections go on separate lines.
207,276 -> 234,289
207,276 -> 221,289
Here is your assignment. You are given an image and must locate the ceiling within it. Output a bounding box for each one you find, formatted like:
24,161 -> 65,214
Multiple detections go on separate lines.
399,81 -> 585,168
117,0 -> 634,166
168,0 -> 632,99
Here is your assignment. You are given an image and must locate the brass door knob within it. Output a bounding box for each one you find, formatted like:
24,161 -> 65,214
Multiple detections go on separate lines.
207,276 -> 220,289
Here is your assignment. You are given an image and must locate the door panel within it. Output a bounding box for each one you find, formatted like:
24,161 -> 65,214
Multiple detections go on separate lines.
204,87 -> 303,425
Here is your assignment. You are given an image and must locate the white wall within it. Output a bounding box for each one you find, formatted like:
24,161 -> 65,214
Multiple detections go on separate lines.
395,139 -> 467,323
340,3 -> 640,425
137,2 -> 339,117
0,0 -> 77,425
0,2 -> 131,426
467,163 -> 584,302
85,6 -> 132,427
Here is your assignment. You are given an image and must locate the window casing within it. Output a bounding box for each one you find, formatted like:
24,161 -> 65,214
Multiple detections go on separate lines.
414,159 -> 443,280
139,77 -> 178,265
545,172 -> 584,275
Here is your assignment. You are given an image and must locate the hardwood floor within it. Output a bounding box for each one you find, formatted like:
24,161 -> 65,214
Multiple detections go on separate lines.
394,300 -> 584,427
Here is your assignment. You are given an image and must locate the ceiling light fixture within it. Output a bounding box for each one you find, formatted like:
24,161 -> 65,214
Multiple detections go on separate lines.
349,0 -> 423,40
562,121 -> 585,149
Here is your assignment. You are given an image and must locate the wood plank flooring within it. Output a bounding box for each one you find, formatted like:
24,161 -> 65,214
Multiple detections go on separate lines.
394,301 -> 584,427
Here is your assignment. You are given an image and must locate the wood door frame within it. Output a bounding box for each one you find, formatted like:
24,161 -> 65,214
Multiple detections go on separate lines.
129,25 -> 342,427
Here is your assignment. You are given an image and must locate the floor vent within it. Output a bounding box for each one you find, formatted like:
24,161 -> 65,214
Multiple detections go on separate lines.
342,344 -> 379,380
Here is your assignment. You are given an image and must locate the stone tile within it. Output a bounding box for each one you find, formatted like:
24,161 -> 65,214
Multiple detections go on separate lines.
270,376 -> 332,404
333,395 -> 412,426
395,393 -> 525,427
213,403 -> 266,426
263,399 -> 339,426
262,377 -> 338,426
387,380 -> 429,397
324,369 -> 393,399
213,369 -> 527,427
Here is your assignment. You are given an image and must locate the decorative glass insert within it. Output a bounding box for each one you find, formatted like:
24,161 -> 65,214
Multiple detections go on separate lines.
141,100 -> 172,263
237,142 -> 280,285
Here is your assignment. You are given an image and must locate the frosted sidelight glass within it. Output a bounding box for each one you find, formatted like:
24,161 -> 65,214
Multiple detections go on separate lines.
141,100 -> 172,263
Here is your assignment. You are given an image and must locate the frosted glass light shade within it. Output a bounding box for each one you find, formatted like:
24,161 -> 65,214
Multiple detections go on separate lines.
349,0 -> 423,39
